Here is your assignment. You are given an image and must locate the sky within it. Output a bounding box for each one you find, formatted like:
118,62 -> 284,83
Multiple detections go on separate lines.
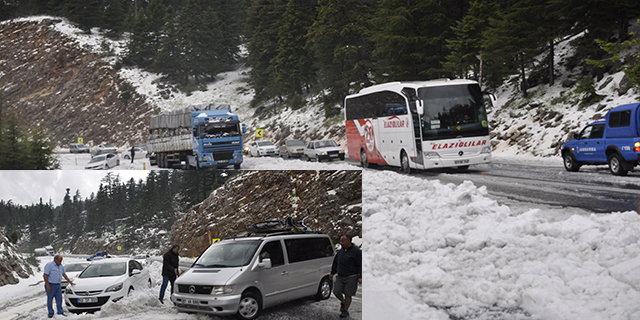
0,170 -> 150,206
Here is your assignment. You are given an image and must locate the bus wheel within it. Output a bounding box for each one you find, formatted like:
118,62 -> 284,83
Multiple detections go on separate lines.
400,150 -> 411,174
360,149 -> 369,168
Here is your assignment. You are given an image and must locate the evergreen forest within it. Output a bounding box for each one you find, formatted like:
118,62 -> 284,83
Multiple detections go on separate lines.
1,0 -> 640,116
0,170 -> 237,250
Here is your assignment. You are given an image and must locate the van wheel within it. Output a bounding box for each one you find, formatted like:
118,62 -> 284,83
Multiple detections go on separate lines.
147,279 -> 152,288
400,150 -> 411,174
236,292 -> 261,320
314,276 -> 332,301
127,287 -> 134,296
608,153 -> 628,176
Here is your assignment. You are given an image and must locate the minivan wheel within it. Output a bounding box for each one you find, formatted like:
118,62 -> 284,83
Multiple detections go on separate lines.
315,277 -> 332,301
236,292 -> 261,320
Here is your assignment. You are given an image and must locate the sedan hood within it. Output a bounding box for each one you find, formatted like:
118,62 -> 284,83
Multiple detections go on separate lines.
71,275 -> 127,291
177,267 -> 241,286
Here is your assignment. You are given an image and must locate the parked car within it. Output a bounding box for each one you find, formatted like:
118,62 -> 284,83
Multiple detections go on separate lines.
279,139 -> 306,158
122,147 -> 148,160
304,139 -> 345,162
172,233 -> 334,319
131,254 -> 149,266
69,143 -> 90,153
85,153 -> 120,170
91,144 -> 118,157
87,251 -> 109,261
65,258 -> 152,313
61,262 -> 90,290
248,141 -> 279,157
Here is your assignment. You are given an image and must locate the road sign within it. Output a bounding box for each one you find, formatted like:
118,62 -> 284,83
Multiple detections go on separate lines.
212,238 -> 221,244
78,137 -> 83,143
117,246 -> 122,251
255,129 -> 264,138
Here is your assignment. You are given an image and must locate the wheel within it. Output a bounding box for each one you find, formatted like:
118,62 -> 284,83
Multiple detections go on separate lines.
316,155 -> 321,162
116,160 -> 120,166
305,155 -> 310,162
360,149 -> 369,168
563,151 -> 581,172
127,287 -> 134,296
148,279 -> 152,288
314,277 -> 332,301
234,164 -> 241,169
236,292 -> 261,320
124,155 -> 130,160
608,153 -> 628,176
283,151 -> 289,159
400,150 -> 411,174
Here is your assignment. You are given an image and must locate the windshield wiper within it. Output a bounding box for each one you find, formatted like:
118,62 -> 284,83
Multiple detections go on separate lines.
203,264 -> 228,268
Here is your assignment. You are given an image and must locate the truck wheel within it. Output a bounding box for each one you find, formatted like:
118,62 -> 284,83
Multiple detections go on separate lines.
236,292 -> 261,320
234,164 -> 241,169
563,152 -> 581,172
608,153 -> 628,176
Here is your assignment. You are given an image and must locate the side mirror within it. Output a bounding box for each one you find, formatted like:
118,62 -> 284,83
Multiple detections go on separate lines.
416,100 -> 424,115
242,124 -> 247,134
258,258 -> 272,269
193,127 -> 198,137
572,132 -> 580,140
130,269 -> 141,276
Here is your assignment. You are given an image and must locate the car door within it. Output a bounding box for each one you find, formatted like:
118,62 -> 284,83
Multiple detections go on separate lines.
574,124 -> 605,162
304,142 -> 313,159
128,260 -> 143,288
258,240 -> 291,307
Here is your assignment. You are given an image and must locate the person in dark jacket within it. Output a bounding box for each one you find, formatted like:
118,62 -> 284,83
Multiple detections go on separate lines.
130,147 -> 135,163
158,245 -> 180,304
330,235 -> 362,318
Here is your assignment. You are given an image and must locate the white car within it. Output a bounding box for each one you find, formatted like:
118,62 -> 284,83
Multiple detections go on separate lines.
65,258 -> 152,313
304,140 -> 345,162
85,153 -> 120,170
61,262 -> 90,290
249,141 -> 279,157
91,144 -> 118,156
122,147 -> 148,160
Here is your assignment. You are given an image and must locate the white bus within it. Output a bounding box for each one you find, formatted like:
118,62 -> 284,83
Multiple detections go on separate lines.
344,79 -> 492,173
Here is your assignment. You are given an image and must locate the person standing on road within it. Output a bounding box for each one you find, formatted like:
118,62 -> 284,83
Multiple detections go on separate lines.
330,235 -> 362,318
43,255 -> 75,318
130,146 -> 135,163
159,244 -> 180,304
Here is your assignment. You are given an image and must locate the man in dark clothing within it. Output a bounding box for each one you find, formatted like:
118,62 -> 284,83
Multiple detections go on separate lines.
159,245 -> 180,304
330,235 -> 362,318
130,147 -> 135,163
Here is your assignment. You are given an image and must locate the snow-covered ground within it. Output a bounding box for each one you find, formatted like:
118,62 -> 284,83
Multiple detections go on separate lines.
362,169 -> 640,320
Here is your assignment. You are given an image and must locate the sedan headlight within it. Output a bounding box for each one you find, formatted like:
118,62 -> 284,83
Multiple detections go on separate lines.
321,152 -> 327,156
66,287 -> 74,295
212,285 -> 235,295
339,150 -> 344,153
105,283 -> 123,292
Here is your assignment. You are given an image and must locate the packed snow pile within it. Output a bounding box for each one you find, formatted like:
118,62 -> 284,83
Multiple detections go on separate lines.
362,170 -> 640,320
0,232 -> 33,286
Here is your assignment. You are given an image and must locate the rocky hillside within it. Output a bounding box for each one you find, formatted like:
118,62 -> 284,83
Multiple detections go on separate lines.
0,19 -> 154,147
171,170 -> 362,257
0,232 -> 33,286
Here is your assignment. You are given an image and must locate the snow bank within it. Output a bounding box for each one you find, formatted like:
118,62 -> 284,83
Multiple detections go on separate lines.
363,170 -> 640,320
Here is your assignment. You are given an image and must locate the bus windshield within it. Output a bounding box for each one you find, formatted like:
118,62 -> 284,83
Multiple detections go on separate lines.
418,84 -> 489,140
200,122 -> 241,138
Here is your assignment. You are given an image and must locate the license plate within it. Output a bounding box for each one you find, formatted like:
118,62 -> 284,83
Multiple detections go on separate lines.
330,154 -> 338,157
78,297 -> 98,303
455,159 -> 469,164
182,299 -> 198,305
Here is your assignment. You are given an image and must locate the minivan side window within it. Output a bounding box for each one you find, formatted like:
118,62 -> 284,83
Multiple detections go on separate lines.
260,241 -> 285,267
285,237 -> 333,263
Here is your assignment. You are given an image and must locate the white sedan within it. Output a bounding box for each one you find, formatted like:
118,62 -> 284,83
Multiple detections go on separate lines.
85,153 -> 120,170
65,258 -> 152,313
304,139 -> 345,162
248,140 -> 280,157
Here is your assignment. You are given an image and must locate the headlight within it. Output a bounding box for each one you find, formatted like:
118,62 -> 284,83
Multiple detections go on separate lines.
423,151 -> 440,158
339,150 -> 344,153
212,285 -> 235,295
321,152 -> 327,155
66,287 -> 74,295
202,156 -> 211,161
105,283 -> 123,292
481,146 -> 491,154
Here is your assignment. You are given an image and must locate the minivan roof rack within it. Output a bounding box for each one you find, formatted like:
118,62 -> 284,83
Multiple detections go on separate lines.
244,213 -> 318,236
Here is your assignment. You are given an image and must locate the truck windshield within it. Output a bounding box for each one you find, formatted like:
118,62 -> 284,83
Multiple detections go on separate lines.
193,240 -> 261,268
200,122 -> 241,138
418,84 -> 489,140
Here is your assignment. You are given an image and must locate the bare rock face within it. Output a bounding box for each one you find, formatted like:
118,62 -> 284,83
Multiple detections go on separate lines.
171,171 -> 362,257
0,232 -> 34,287
0,20 -> 155,147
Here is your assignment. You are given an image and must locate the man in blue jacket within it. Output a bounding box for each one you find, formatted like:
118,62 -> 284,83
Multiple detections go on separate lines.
43,255 -> 75,318
330,235 -> 362,318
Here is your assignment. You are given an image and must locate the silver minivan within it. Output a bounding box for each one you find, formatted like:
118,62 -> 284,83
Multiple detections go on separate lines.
172,233 -> 334,319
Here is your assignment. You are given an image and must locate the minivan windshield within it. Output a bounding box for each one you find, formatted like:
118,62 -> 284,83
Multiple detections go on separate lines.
193,240 -> 261,268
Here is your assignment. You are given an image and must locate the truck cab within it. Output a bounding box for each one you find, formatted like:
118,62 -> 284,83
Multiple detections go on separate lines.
190,110 -> 246,169
562,103 -> 640,175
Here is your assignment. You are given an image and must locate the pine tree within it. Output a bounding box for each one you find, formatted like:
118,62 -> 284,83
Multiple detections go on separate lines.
26,125 -> 59,170
103,0 -> 130,38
